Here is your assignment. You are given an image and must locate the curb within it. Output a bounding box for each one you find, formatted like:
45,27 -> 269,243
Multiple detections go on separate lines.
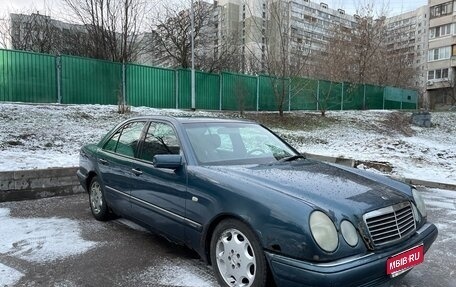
0,167 -> 84,202
304,153 -> 456,191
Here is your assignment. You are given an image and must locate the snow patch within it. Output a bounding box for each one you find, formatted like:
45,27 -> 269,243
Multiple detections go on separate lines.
128,259 -> 217,287
0,208 -> 97,262
0,263 -> 24,286
157,265 -> 214,287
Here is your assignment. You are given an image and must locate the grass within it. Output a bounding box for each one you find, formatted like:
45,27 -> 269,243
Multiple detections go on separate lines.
243,111 -> 338,131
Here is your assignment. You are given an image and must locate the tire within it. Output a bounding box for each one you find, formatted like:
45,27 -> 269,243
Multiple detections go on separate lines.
210,219 -> 268,287
88,176 -> 110,221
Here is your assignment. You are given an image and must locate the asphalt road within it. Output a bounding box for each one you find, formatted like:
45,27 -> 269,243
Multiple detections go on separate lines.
0,187 -> 455,287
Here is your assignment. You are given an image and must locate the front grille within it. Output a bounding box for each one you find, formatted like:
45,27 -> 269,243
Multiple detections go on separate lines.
363,202 -> 416,247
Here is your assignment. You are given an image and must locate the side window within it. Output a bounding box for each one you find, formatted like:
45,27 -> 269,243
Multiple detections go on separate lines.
103,130 -> 121,152
139,122 -> 180,162
103,122 -> 145,157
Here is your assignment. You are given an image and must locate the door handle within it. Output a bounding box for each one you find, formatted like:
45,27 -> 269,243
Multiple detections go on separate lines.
99,158 -> 108,165
131,168 -> 143,176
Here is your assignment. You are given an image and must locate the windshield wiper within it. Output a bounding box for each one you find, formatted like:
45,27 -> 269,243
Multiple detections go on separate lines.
277,154 -> 305,163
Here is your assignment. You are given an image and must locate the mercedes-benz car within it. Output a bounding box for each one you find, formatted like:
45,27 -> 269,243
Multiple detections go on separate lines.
77,116 -> 438,287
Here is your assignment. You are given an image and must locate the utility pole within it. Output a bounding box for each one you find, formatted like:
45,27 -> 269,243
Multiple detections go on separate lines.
190,0 -> 196,111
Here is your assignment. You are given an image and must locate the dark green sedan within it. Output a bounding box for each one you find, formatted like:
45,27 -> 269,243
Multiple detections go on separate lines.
77,116 -> 437,287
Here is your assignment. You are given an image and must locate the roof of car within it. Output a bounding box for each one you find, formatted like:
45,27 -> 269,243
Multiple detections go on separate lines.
129,115 -> 255,124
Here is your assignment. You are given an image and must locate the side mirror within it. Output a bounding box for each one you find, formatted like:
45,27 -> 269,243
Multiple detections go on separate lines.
152,154 -> 183,169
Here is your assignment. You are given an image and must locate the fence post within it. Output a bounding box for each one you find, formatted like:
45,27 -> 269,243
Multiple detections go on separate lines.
256,75 -> 260,111
400,92 -> 403,110
175,70 -> 179,109
316,80 -> 320,111
122,62 -> 127,107
219,73 -> 223,111
56,55 -> 61,104
341,82 -> 344,111
382,88 -> 385,110
288,78 -> 291,112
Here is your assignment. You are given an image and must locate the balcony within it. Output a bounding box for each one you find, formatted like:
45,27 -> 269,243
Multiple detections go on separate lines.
451,56 -> 456,66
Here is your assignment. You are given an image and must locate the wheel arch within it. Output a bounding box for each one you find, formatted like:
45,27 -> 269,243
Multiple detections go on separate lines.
203,213 -> 262,265
86,171 -> 98,192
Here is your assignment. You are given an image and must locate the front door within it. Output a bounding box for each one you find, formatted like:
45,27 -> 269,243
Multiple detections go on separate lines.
129,121 -> 187,242
98,121 -> 146,215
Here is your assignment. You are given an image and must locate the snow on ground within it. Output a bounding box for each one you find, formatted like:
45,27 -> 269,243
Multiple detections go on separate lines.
0,102 -> 455,185
0,207 -> 97,262
131,260 -> 217,287
278,110 -> 456,185
0,262 -> 24,287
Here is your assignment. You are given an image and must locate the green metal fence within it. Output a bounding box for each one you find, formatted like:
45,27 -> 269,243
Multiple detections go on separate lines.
290,78 -> 318,111
177,69 -> 220,110
0,49 -> 56,103
0,49 -> 419,111
384,86 -> 418,110
128,64 -> 176,108
61,56 -> 121,105
222,72 -> 257,111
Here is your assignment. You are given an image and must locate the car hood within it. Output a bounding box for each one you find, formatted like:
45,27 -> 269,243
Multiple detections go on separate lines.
204,159 -> 412,215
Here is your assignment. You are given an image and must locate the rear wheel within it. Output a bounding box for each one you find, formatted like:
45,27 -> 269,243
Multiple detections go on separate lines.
88,176 -> 110,221
210,219 -> 268,287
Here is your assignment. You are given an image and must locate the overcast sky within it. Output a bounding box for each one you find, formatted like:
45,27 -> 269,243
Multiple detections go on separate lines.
0,0 -> 430,20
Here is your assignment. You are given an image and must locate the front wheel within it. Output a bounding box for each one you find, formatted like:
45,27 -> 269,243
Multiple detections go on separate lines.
210,219 -> 268,287
88,176 -> 110,221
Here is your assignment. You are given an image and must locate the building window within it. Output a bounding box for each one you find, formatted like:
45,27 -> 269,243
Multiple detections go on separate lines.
430,1 -> 453,19
428,46 -> 451,61
429,23 -> 452,39
428,68 -> 449,80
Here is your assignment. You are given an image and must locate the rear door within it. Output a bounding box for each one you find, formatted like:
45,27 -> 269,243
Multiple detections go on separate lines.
97,121 -> 147,215
129,121 -> 187,241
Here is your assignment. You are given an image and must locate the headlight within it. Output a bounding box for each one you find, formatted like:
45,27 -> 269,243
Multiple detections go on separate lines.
340,220 -> 359,247
411,203 -> 422,224
412,189 -> 427,217
310,211 -> 338,252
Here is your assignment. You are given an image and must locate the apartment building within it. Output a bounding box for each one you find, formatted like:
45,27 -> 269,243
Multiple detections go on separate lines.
9,13 -> 87,56
215,0 -> 266,71
386,6 -> 429,89
215,0 -> 357,72
427,0 -> 456,107
217,0 -> 429,83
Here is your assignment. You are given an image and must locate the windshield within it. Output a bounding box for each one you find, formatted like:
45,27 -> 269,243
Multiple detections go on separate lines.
183,122 -> 299,165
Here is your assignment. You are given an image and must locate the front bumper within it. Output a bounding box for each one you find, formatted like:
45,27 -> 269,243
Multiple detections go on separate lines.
76,169 -> 88,192
266,223 -> 438,287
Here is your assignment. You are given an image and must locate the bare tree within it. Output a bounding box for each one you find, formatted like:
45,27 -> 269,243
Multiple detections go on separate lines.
245,0 -> 313,117
63,0 -> 147,113
148,1 -> 239,73
317,3 -> 417,88
235,78 -> 248,116
0,12 -> 64,54
437,74 -> 456,108
63,0 -> 147,63
0,17 -> 10,49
